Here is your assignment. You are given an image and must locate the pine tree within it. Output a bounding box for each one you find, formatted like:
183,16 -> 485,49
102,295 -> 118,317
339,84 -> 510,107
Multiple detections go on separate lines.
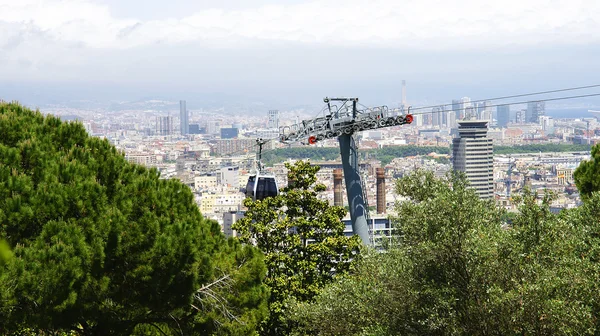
0,102 -> 268,335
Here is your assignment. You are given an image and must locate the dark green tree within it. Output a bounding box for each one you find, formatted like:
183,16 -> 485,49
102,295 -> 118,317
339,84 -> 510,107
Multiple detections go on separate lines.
290,170 -> 595,335
567,191 -> 600,332
574,143 -> 600,201
233,160 -> 361,335
0,102 -> 268,335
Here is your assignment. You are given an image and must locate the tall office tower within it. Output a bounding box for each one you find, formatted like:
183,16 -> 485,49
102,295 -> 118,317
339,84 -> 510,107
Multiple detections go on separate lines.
452,120 -> 494,199
476,102 -> 484,116
452,99 -> 461,120
441,107 -> 448,127
432,106 -> 444,127
539,116 -> 555,135
414,113 -> 423,127
526,101 -> 545,123
497,104 -> 510,128
156,116 -> 173,135
460,97 -> 472,120
423,113 -> 432,126
447,111 -> 457,129
401,80 -> 407,109
268,110 -> 280,129
180,100 -> 189,135
464,106 -> 477,120
515,110 -> 526,124
481,100 -> 493,120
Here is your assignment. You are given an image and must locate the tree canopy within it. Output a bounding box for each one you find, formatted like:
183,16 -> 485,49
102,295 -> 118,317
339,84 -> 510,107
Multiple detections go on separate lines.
0,102 -> 268,335
290,170 -> 600,335
494,143 -> 591,155
233,160 -> 361,335
574,143 -> 600,201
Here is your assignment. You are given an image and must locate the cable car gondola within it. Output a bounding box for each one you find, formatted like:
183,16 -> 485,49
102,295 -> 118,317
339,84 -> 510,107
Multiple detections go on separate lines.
245,173 -> 278,201
243,138 -> 279,201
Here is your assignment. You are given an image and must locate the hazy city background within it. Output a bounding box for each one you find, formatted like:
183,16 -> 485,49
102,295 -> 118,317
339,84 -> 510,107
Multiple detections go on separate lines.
2,0 -> 600,111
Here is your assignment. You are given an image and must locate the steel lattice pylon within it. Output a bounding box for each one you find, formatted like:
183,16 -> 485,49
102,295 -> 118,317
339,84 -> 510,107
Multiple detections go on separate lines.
279,97 -> 413,246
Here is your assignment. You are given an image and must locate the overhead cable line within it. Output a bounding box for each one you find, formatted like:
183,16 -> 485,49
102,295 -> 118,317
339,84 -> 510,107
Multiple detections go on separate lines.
408,84 -> 600,112
409,92 -> 600,116
208,88 -> 600,157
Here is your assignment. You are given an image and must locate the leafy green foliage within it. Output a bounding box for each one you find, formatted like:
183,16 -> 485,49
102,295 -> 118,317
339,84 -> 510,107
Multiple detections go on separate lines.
290,249 -> 414,336
494,143 -> 591,154
262,146 -> 450,166
233,160 -> 362,335
0,102 -> 268,335
263,144 -> 590,168
290,170 -> 598,335
574,144 -> 600,201
366,146 -> 449,166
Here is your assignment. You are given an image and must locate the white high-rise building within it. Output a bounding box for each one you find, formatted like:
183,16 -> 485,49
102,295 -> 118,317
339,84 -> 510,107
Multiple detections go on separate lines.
414,113 -> 423,127
480,100 -> 493,121
447,111 -> 457,129
539,116 -> 555,135
223,211 -> 245,238
452,120 -> 494,199
401,80 -> 407,110
180,100 -> 189,135
156,116 -> 173,136
432,106 -> 444,127
268,110 -> 280,129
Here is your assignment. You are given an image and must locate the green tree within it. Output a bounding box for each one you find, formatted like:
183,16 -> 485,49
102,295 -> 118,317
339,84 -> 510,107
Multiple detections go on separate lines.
491,190 -> 593,334
567,191 -> 600,332
0,102 -> 268,335
290,170 -> 595,335
233,160 -> 362,335
574,143 -> 600,201
290,249 -> 415,336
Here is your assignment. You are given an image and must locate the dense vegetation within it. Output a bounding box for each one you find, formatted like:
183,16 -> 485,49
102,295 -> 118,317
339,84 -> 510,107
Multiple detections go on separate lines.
0,102 -> 268,335
263,143 -> 591,167
494,143 -> 591,154
574,143 -> 600,201
3,100 -> 600,335
290,169 -> 600,335
263,146 -> 450,166
234,161 -> 361,335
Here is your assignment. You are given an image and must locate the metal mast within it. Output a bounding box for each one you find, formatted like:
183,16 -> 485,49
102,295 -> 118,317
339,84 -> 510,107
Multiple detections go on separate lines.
279,97 -> 413,246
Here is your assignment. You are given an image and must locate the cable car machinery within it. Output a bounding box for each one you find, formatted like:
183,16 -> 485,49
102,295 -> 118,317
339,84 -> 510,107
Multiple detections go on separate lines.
244,138 -> 279,201
242,86 -> 600,246
278,97 -> 414,246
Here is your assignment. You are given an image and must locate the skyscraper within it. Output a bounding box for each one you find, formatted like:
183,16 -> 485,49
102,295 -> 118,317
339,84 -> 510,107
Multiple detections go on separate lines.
447,111 -> 457,129
526,101 -> 545,123
452,99 -> 461,120
401,80 -> 407,110
180,100 -> 189,135
539,116 -> 555,135
515,110 -> 526,124
432,106 -> 443,127
480,101 -> 492,121
156,116 -> 173,136
452,120 -> 494,199
497,104 -> 510,128
268,110 -> 280,129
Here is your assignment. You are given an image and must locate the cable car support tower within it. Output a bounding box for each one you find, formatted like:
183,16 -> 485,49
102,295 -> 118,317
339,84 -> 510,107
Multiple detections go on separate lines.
279,97 -> 413,245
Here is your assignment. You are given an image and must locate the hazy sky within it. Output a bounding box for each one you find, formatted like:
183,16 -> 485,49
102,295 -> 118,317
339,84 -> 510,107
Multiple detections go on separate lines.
1,0 -> 600,108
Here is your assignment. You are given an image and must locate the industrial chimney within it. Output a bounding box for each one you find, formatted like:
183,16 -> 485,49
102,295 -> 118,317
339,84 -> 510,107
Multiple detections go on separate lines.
376,168 -> 386,214
333,169 -> 344,207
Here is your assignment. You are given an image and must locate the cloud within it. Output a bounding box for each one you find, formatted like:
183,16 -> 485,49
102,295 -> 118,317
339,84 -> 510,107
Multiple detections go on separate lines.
0,0 -> 599,51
